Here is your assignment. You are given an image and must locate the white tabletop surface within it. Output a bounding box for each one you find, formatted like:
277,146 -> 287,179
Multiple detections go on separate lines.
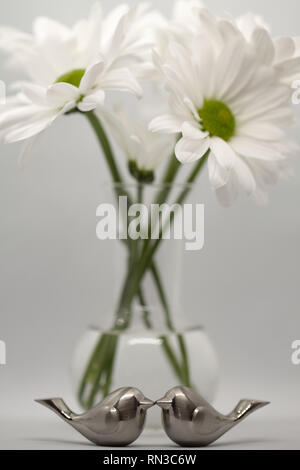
1,415 -> 300,450
1,376 -> 300,450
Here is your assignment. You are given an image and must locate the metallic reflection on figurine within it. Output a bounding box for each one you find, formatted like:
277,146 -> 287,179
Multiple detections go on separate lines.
156,386 -> 270,447
36,387 -> 154,446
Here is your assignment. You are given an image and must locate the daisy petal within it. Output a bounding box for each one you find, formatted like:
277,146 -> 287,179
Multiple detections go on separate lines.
175,136 -> 209,164
77,90 -> 105,112
294,36 -> 300,50
234,155 -> 256,195
231,136 -> 285,161
218,20 -> 242,42
18,135 -> 38,168
33,17 -> 70,42
0,104 -> 39,130
209,137 -> 236,169
183,97 -> 202,121
207,153 -> 230,189
215,173 -> 239,206
238,122 -> 284,141
214,38 -> 247,99
4,111 -> 58,143
182,121 -> 208,139
198,9 -> 223,52
193,35 -> 215,96
22,83 -> 48,107
274,37 -> 295,62
251,28 -> 275,64
276,57 -> 300,80
149,114 -> 182,134
47,83 -> 80,106
79,62 -> 105,93
99,68 -> 142,98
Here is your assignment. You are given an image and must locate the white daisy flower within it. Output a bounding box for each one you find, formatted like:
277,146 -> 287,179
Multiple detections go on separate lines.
103,105 -> 174,182
142,0 -> 205,81
235,12 -> 270,40
172,0 -> 205,32
157,7 -> 300,85
0,3 -> 157,144
0,2 -> 156,82
190,9 -> 300,85
236,13 -> 300,84
149,12 -> 297,205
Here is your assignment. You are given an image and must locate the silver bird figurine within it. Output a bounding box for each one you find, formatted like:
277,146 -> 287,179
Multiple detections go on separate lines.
36,387 -> 154,446
156,386 -> 270,447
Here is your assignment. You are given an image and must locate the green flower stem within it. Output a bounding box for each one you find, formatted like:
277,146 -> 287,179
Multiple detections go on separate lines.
177,334 -> 191,386
135,184 -> 191,384
85,110 -> 168,328
85,111 -> 122,184
130,182 -> 143,269
116,150 -> 210,316
150,261 -> 191,386
112,153 -> 210,392
79,331 -> 122,408
101,334 -> 119,398
154,153 -> 181,203
150,262 -> 174,331
137,288 -> 152,329
79,333 -> 110,408
86,335 -> 112,407
79,113 -> 197,407
137,182 -> 143,206
85,332 -> 118,409
137,282 -> 184,383
160,336 -> 184,382
78,111 -> 129,407
78,334 -> 105,405
141,154 -> 181,255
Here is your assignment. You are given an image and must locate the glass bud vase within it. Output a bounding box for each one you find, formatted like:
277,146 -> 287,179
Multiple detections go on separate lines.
71,182 -> 219,429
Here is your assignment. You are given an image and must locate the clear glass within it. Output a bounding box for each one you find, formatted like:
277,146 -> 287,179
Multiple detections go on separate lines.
72,313 -> 218,429
71,182 -> 218,427
97,182 -> 197,325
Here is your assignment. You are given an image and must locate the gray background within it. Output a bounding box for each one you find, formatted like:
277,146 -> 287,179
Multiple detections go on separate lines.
0,0 -> 300,449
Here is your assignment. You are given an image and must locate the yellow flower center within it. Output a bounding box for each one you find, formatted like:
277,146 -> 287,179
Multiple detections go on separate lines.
55,69 -> 86,88
198,100 -> 236,141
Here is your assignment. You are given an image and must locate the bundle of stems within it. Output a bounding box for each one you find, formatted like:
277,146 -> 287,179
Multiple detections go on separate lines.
78,111 -> 209,409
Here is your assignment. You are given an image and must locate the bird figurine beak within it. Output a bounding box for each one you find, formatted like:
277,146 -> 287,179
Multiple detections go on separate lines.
139,398 -> 154,410
156,398 -> 172,409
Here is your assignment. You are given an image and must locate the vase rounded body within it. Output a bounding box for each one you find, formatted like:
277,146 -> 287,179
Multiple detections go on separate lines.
72,321 -> 218,429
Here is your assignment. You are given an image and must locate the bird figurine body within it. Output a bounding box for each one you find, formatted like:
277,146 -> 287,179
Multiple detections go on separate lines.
156,386 -> 269,447
36,387 -> 154,446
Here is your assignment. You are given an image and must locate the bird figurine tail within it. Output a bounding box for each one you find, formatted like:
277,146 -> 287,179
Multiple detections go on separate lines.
35,398 -> 76,422
229,399 -> 270,422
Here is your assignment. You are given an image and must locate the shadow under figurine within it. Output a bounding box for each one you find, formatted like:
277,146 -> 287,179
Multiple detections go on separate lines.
36,387 -> 154,446
156,386 -> 270,447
